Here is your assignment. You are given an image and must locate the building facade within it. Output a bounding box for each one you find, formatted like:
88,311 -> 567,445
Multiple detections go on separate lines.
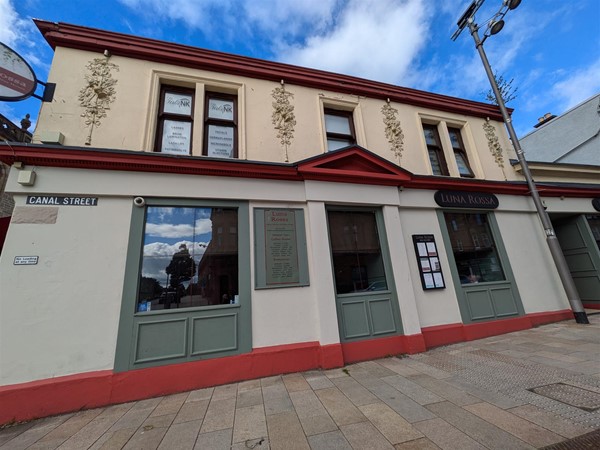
1,21 -> 599,424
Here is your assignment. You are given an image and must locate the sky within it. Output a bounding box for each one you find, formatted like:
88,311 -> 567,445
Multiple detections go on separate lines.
1,0 -> 599,138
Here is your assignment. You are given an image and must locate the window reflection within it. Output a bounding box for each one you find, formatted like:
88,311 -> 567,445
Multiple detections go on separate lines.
137,207 -> 238,312
327,210 -> 388,294
444,212 -> 505,284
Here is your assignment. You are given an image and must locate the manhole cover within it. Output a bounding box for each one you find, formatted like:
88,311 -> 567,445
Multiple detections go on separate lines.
530,383 -> 600,412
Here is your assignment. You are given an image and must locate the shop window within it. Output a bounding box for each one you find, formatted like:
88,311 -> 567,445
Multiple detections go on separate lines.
325,109 -> 356,151
137,206 -> 239,312
444,212 -> 505,284
423,124 -> 449,176
327,210 -> 388,294
155,85 -> 194,155
448,127 -> 474,177
204,92 -> 237,158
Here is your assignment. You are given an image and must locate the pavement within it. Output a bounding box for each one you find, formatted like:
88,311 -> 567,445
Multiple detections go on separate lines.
1,313 -> 599,450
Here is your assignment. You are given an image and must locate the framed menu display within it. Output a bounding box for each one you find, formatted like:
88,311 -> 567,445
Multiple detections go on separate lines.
413,234 -> 445,290
254,208 -> 309,289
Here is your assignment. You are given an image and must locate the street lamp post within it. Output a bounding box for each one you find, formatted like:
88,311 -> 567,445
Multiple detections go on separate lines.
453,0 -> 589,324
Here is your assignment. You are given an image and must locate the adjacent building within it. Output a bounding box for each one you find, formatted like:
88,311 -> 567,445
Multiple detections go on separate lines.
1,20 -> 599,424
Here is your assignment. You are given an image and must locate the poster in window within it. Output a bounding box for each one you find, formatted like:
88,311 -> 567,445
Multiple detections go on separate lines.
164,92 -> 193,115
207,125 -> 234,158
161,120 -> 191,154
417,242 -> 427,257
208,98 -> 234,120
430,257 -> 440,271
433,272 -> 444,288
426,242 -> 437,256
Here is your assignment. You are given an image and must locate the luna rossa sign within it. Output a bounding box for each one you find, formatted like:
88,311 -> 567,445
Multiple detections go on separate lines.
0,42 -> 37,101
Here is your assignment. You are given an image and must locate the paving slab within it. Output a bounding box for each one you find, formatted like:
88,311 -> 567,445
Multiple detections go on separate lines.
2,315 -> 598,449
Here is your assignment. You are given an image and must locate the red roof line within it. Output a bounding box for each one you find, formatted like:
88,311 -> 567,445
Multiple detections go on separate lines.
33,19 -> 507,121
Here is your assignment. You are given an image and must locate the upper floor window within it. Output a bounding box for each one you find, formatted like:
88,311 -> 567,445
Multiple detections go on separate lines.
448,127 -> 474,178
155,85 -> 194,155
204,92 -> 237,158
423,124 -> 449,176
325,109 -> 356,151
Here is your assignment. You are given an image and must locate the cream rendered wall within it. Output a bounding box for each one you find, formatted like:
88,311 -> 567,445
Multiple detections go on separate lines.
494,210 -> 570,313
34,46 -> 520,182
397,189 -> 469,328
249,202 -> 322,348
0,183 -> 131,385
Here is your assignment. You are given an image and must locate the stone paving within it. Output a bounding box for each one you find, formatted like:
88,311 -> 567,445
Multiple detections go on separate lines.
1,314 -> 599,449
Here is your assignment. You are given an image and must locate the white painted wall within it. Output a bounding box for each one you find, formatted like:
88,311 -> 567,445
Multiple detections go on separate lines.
0,193 -> 131,385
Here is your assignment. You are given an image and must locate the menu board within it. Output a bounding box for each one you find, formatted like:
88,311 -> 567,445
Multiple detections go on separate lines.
264,210 -> 299,285
254,208 -> 309,289
413,234 -> 445,290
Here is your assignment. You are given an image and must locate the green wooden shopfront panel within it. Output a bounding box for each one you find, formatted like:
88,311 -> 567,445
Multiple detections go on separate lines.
134,318 -> 187,364
490,286 -> 519,317
368,297 -> 397,336
464,289 -> 495,321
340,299 -> 370,339
191,313 -> 238,356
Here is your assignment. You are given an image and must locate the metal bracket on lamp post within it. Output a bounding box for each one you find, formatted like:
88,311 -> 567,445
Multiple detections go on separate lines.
453,2 -> 588,324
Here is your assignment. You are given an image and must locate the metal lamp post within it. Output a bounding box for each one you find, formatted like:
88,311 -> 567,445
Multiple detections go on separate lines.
452,0 -> 589,324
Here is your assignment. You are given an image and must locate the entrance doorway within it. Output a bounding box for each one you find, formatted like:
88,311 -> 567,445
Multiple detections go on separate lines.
326,208 -> 402,342
553,214 -> 600,305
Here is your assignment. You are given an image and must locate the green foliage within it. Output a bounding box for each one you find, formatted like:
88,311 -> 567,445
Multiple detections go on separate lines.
483,71 -> 518,105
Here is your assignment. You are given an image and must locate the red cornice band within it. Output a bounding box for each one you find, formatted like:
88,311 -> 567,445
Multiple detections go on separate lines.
2,144 -> 599,198
33,20 -> 507,121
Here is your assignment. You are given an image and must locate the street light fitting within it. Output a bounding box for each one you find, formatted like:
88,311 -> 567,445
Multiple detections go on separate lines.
506,0 -> 521,10
450,0 -> 589,325
489,19 -> 505,35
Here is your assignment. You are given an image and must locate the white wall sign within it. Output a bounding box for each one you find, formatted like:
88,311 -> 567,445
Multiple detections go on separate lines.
14,256 -> 38,265
207,125 -> 234,158
163,92 -> 193,115
26,196 -> 98,206
161,120 -> 191,154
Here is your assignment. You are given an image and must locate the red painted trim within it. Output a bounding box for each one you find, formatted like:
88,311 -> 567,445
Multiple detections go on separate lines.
582,302 -> 600,310
421,309 -> 575,349
33,20 -> 506,122
0,309 -> 575,424
1,144 -> 598,198
527,309 -> 574,326
340,334 -> 424,364
0,216 -> 10,251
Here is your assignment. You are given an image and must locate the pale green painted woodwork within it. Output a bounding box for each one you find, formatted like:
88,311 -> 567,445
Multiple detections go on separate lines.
191,313 -> 238,356
437,210 -> 524,324
554,215 -> 600,302
340,299 -> 371,338
464,289 -> 496,320
114,199 -> 251,372
327,207 -> 403,343
491,287 -> 520,317
134,318 -> 187,364
368,297 -> 397,335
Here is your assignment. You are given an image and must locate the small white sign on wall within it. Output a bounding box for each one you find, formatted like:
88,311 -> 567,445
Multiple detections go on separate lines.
14,256 -> 39,265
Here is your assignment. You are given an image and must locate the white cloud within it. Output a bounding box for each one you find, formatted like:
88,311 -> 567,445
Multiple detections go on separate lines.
552,57 -> 600,111
141,240 -> 207,282
278,0 -> 430,85
0,0 -> 33,48
145,218 -> 213,238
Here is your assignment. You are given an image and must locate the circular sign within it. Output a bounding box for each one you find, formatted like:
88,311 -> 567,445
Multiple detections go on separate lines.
0,42 -> 37,101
